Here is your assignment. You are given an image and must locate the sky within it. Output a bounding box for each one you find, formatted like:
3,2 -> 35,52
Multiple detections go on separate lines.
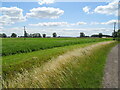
0,0 -> 119,37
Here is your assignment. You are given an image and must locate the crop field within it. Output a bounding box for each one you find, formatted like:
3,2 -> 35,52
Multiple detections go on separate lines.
2,38 -> 111,56
2,38 -> 117,88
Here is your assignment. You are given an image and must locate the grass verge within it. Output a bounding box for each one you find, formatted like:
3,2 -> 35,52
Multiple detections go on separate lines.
3,41 -> 117,88
3,42 -> 98,79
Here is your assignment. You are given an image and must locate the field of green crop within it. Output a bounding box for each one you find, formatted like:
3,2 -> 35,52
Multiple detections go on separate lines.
2,38 -> 117,88
2,38 -> 112,56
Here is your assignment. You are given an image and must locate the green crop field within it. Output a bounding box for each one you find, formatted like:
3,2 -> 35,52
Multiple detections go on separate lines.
2,38 -> 111,56
2,38 -> 117,88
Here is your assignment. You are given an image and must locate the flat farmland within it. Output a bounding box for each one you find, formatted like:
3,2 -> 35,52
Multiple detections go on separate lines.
2,38 -> 117,88
2,38 -> 111,56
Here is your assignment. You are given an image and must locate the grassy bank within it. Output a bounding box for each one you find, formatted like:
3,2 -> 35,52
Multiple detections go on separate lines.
3,41 -> 117,88
3,42 -> 97,79
2,38 -> 112,56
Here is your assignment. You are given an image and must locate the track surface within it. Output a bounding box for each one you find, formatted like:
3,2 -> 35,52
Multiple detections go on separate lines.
103,44 -> 119,88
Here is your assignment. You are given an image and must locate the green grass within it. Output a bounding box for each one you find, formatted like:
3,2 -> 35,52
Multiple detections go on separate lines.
2,38 -> 112,56
2,38 -> 117,88
3,41 -> 117,88
58,42 -> 117,88
3,42 -> 97,79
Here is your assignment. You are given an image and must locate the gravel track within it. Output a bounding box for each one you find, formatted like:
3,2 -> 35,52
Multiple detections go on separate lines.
102,44 -> 119,88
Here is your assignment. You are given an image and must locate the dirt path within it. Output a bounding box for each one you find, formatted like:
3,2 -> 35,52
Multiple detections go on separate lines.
102,44 -> 119,88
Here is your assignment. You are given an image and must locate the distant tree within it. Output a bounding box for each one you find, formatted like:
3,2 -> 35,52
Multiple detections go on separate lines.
43,34 -> 46,38
117,29 -> 120,41
102,35 -> 112,37
117,29 -> 120,36
91,34 -> 99,37
32,33 -> 42,38
11,33 -> 17,38
53,32 -> 57,37
91,34 -> 112,38
80,32 -> 85,37
112,31 -> 118,38
0,34 -> 2,38
99,33 -> 103,38
2,33 -> 7,38
24,30 -> 28,37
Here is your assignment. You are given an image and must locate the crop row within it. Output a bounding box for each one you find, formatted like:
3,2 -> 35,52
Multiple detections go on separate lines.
2,38 -> 111,56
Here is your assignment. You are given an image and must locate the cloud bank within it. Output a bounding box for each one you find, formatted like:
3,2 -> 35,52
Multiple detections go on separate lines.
0,7 -> 26,26
26,7 -> 64,19
29,22 -> 68,26
94,1 -> 118,16
29,21 -> 87,27
83,0 -> 119,16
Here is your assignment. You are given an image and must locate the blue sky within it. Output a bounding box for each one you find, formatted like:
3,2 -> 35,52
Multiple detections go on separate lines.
0,0 -> 119,37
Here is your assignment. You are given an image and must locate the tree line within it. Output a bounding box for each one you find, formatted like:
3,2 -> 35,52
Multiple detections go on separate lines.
0,32 -> 113,38
0,32 -> 57,38
0,29 -> 120,40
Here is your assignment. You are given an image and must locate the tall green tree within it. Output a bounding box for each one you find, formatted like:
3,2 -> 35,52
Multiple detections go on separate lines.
112,31 -> 117,38
53,32 -> 57,37
80,32 -> 85,37
99,33 -> 103,38
24,30 -> 28,37
0,34 -> 2,37
43,34 -> 46,38
2,33 -> 7,38
11,33 -> 17,38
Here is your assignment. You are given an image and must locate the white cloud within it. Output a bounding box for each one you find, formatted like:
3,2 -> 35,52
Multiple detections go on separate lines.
90,22 -> 100,25
76,22 -> 87,25
26,7 -> 64,19
0,15 -> 14,25
83,6 -> 90,14
38,0 -> 54,5
101,20 -> 120,25
29,21 -> 87,27
63,28 -> 109,31
0,26 -> 3,29
101,20 -> 117,25
1,27 -> 23,35
29,22 -> 69,26
90,20 -> 120,26
94,0 -> 119,16
60,28 -> 113,36
0,7 -> 26,26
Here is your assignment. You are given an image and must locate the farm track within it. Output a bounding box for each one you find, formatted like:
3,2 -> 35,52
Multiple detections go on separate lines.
102,44 -> 119,88
3,41 -> 115,88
